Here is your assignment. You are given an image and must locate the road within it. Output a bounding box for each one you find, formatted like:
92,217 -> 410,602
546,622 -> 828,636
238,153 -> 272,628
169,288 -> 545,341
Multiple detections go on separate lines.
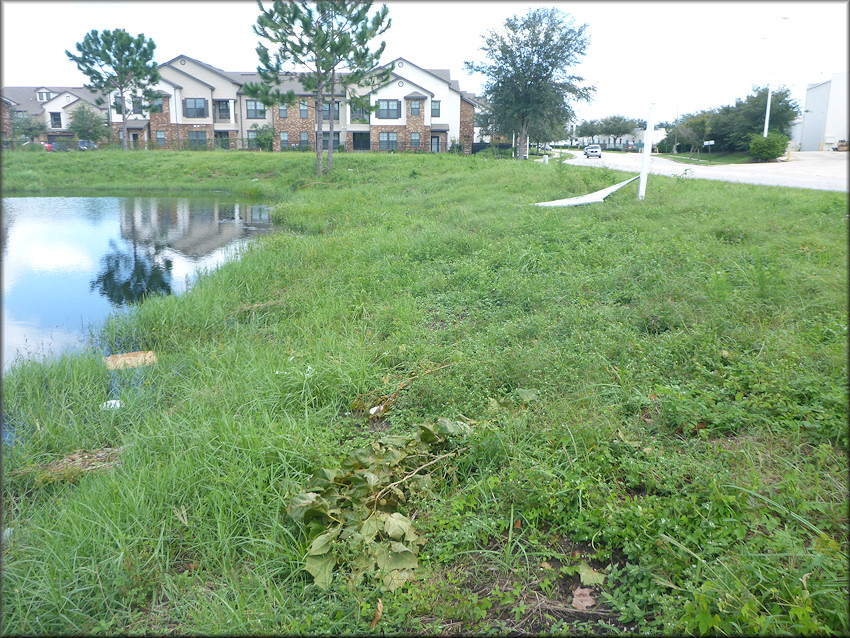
559,150 -> 848,192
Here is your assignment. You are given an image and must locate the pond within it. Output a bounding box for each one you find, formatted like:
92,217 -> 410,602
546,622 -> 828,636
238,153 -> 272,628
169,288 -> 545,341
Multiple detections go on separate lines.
2,195 -> 273,371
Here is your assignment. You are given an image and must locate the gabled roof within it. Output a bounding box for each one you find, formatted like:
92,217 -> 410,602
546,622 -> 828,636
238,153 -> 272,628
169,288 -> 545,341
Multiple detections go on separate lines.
160,64 -> 216,90
162,54 -> 243,87
158,76 -> 184,90
370,70 -> 434,98
44,91 -> 85,110
385,58 -> 458,92
1,86 -> 102,115
234,72 -> 313,96
380,57 -> 480,106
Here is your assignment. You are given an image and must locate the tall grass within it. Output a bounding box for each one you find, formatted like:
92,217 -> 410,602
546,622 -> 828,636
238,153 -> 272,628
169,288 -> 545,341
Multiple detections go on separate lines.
2,151 -> 847,634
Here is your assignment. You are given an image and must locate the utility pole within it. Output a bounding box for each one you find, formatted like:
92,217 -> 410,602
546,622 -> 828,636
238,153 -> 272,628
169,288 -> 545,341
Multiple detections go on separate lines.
638,103 -> 655,201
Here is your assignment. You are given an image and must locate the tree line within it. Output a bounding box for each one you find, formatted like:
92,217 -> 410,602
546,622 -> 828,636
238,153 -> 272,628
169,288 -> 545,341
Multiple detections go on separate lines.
660,86 -> 799,159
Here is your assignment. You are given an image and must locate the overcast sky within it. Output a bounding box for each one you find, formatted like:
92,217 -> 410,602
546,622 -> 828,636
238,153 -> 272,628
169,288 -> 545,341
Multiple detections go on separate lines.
2,1 -> 847,124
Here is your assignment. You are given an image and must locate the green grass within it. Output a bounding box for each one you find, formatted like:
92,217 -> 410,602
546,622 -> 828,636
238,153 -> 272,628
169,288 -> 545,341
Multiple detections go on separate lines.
2,149 -> 847,635
657,151 -> 761,165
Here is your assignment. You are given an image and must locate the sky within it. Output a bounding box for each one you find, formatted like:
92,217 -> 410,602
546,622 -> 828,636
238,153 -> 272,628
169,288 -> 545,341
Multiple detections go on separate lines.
2,0 -> 847,124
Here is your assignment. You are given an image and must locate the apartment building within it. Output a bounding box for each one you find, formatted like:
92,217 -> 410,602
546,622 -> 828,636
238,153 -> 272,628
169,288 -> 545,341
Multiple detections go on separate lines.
107,54 -> 477,154
1,85 -> 105,143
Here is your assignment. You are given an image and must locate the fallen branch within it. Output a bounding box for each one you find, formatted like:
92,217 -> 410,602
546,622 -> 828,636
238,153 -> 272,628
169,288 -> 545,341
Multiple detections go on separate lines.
372,447 -> 468,512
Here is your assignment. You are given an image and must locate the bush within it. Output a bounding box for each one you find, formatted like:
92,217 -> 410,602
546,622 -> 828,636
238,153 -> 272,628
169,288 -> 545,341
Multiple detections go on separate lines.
748,131 -> 789,161
21,142 -> 46,152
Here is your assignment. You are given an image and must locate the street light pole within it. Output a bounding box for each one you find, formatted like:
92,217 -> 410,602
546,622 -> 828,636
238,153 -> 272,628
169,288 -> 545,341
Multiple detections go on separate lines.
638,102 -> 655,201
763,17 -> 787,138
763,83 -> 772,137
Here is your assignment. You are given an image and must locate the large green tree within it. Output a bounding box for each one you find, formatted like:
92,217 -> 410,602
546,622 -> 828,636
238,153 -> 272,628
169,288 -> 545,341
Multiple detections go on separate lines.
576,119 -> 601,143
599,115 -> 639,147
466,7 -> 593,159
66,29 -> 160,151
245,0 -> 391,175
10,111 -> 47,142
67,103 -> 109,142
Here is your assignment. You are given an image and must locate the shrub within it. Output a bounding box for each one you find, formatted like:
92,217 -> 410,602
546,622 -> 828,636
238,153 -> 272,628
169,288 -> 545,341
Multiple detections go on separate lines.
748,131 -> 789,161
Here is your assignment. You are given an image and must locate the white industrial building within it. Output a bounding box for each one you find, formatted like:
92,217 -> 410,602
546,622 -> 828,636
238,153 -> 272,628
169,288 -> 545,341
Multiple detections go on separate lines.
799,73 -> 847,151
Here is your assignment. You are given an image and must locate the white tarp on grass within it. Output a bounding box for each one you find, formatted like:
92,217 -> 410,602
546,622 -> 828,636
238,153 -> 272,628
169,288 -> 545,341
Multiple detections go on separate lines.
535,175 -> 639,207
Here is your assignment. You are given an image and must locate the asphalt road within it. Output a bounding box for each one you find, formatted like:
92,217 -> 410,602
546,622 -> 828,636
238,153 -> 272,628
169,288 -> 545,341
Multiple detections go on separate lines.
560,150 -> 848,192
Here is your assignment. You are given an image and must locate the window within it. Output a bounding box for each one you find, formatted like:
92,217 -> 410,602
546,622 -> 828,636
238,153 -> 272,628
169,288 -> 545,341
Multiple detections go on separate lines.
278,103 -> 288,118
37,91 -> 51,101
214,131 -> 230,149
351,104 -> 368,122
183,98 -> 208,118
187,130 -> 207,149
279,131 -> 288,148
152,98 -> 163,113
410,100 -> 420,116
132,97 -> 143,114
322,131 -> 340,150
377,99 -> 400,119
300,131 -> 309,147
49,112 -> 61,128
156,130 -> 166,146
322,101 -> 340,121
246,130 -> 258,150
431,100 -> 440,117
379,132 -> 397,151
246,100 -> 265,119
216,101 -> 230,121
300,101 -> 309,118
410,132 -> 420,148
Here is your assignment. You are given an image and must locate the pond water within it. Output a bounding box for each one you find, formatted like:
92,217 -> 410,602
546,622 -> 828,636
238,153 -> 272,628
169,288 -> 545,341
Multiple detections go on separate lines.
2,195 -> 273,371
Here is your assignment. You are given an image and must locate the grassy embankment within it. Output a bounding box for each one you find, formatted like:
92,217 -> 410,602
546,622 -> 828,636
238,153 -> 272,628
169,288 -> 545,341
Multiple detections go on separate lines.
2,149 -> 847,635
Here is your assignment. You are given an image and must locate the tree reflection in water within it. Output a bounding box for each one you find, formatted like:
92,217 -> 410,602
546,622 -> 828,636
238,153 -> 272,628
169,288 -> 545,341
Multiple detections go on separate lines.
90,239 -> 173,306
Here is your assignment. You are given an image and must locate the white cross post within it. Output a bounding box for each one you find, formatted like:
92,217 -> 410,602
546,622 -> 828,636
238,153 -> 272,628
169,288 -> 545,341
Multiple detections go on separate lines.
638,102 -> 656,201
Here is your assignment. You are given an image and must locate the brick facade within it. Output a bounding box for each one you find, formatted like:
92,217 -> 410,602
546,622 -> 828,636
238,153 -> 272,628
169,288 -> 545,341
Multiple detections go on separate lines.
273,100 -> 320,151
460,100 -> 474,155
149,96 -> 178,149
176,123 -> 214,150
404,98 -> 429,152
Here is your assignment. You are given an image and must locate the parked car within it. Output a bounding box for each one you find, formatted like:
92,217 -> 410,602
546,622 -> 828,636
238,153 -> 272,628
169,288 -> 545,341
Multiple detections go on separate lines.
78,140 -> 98,151
584,144 -> 602,158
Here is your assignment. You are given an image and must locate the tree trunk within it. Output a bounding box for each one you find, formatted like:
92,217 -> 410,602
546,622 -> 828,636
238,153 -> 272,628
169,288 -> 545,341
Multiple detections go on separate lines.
119,89 -> 129,151
326,69 -> 335,172
315,83 -> 324,176
517,125 -> 529,160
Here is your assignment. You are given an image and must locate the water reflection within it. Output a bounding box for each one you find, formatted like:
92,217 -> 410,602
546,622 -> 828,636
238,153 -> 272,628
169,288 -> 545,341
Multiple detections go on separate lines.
2,195 -> 272,369
90,239 -> 174,306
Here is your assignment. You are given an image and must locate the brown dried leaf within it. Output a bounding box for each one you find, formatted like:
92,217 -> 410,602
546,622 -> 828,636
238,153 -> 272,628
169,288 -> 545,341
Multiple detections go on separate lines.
370,598 -> 383,629
571,586 -> 595,611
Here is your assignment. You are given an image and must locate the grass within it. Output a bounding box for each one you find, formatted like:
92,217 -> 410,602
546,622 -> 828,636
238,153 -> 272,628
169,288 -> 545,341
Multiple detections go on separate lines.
657,151 -> 761,165
2,149 -> 847,635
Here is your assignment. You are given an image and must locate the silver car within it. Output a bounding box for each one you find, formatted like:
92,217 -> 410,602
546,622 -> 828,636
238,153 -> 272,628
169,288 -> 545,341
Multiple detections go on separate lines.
584,144 -> 602,158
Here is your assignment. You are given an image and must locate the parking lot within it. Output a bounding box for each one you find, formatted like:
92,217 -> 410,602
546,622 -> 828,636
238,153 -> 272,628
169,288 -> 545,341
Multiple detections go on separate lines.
562,150 -> 848,192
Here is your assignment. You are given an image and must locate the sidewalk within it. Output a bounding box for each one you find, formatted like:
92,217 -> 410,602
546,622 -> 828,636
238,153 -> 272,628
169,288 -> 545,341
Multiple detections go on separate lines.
560,151 -> 848,192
